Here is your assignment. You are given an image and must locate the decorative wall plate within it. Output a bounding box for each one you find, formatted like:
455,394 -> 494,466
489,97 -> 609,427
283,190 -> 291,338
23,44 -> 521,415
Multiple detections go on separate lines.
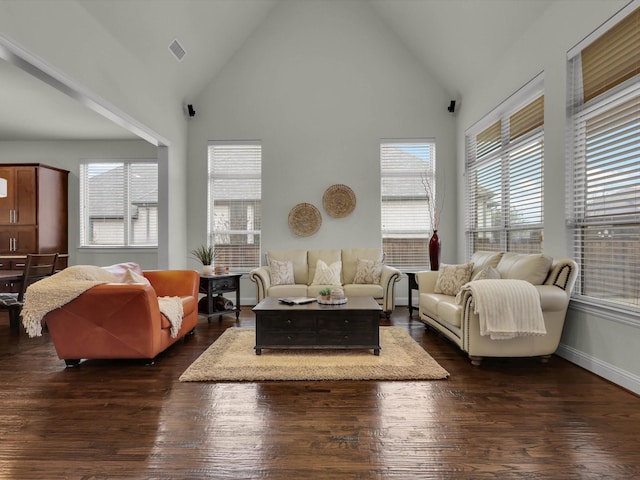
288,202 -> 322,237
323,184 -> 356,218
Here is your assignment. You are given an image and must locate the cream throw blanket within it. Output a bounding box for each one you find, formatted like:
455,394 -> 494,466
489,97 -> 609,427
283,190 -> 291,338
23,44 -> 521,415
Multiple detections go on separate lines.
21,265 -> 184,339
456,279 -> 546,340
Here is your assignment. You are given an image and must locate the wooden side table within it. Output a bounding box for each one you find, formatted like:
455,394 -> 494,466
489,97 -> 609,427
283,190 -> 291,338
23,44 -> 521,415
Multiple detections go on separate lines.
406,270 -> 429,317
199,273 -> 242,321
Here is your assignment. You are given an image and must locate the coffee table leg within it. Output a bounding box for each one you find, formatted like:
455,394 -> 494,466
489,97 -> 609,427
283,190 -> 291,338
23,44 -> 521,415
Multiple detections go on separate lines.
374,348 -> 380,356
255,348 -> 261,355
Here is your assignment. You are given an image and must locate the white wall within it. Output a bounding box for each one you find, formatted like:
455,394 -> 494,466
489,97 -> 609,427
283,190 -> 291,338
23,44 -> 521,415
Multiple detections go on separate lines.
455,0 -> 639,393
0,139 -> 159,269
188,0 -> 457,303
0,0 -> 189,269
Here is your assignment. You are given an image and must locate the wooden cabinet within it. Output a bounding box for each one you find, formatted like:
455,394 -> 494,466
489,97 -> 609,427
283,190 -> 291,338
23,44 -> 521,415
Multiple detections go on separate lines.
0,227 -> 37,254
0,166 -> 37,225
0,164 -> 68,255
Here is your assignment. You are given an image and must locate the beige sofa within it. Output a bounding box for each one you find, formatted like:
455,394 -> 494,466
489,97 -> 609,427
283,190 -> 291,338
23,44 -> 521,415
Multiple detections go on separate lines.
249,248 -> 401,318
416,251 -> 578,365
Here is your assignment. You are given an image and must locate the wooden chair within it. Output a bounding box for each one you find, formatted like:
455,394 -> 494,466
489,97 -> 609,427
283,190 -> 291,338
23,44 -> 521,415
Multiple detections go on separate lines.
0,253 -> 58,334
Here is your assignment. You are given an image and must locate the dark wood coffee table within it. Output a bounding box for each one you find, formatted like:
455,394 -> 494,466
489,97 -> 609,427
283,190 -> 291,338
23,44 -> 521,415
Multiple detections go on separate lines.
252,296 -> 382,355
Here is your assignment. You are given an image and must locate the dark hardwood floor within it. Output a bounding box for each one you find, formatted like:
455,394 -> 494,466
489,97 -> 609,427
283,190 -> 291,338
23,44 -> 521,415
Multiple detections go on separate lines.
1,306 -> 638,479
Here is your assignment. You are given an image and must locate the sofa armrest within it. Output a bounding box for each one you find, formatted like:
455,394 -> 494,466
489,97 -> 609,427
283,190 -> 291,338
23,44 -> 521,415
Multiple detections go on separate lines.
536,285 -> 571,311
249,266 -> 271,303
380,265 -> 401,287
415,270 -> 438,294
379,265 -> 401,314
143,270 -> 199,298
544,258 -> 579,293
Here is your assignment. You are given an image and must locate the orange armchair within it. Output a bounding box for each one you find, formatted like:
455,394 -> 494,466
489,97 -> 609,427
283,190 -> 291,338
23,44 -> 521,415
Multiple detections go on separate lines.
43,270 -> 200,367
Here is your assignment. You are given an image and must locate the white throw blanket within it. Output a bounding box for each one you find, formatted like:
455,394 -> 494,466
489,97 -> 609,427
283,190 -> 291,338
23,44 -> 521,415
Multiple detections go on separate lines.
21,265 -> 184,339
157,296 -> 184,338
455,279 -> 546,340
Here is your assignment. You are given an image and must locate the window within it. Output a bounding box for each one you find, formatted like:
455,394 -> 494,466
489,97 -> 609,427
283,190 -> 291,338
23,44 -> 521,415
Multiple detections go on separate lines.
381,140 -> 436,268
208,141 -> 261,271
465,81 -> 544,258
80,161 -> 158,247
567,3 -> 640,310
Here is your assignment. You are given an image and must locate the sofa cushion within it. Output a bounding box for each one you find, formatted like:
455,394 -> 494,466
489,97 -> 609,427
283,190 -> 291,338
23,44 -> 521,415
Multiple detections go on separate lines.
353,258 -> 383,284
308,249 -> 341,285
434,263 -> 474,295
474,266 -> 501,280
496,252 -> 552,285
268,249 -> 308,284
420,292 -> 462,328
437,299 -> 463,328
311,260 -> 342,285
470,251 -> 503,280
420,293 -> 442,317
269,259 -> 295,286
268,284 -> 309,298
343,283 -> 383,299
342,248 -> 383,285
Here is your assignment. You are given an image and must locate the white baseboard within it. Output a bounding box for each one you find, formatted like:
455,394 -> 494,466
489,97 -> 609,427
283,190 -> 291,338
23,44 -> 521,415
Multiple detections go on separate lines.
556,343 -> 640,395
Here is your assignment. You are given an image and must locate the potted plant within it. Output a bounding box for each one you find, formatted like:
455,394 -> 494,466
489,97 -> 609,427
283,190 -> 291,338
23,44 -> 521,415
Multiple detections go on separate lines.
319,288 -> 332,301
191,244 -> 217,275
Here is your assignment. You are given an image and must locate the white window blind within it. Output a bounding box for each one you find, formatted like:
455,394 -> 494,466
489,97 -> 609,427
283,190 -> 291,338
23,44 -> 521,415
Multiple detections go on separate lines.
567,3 -> 640,310
465,87 -> 544,259
381,140 -> 436,269
208,141 -> 261,271
79,161 -> 158,247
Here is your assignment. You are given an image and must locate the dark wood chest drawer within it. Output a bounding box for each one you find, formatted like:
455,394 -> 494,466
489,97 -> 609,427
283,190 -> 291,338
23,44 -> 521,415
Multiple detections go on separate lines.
319,328 -> 376,345
256,331 -> 317,346
258,314 -> 316,331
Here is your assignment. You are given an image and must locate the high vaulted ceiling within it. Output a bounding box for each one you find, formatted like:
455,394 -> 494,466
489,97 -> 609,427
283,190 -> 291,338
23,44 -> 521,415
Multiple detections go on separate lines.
0,0 -> 555,142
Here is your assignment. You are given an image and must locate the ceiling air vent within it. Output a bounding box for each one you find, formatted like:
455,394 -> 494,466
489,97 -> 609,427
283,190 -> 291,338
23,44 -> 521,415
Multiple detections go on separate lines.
168,38 -> 186,62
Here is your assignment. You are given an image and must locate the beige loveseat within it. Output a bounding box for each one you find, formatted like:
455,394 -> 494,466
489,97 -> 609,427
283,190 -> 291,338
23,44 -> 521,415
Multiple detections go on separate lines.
416,251 -> 578,365
249,248 -> 401,318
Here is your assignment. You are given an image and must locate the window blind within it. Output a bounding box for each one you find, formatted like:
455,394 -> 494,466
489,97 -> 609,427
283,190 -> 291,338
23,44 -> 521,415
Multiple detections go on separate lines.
510,95 -> 544,141
208,141 -> 262,271
380,140 -> 436,269
465,90 -> 544,259
581,6 -> 640,102
79,161 -> 158,247
567,1 -> 640,311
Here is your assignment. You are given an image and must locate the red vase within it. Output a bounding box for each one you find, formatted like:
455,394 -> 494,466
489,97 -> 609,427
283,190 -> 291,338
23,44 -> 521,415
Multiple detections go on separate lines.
429,230 -> 441,271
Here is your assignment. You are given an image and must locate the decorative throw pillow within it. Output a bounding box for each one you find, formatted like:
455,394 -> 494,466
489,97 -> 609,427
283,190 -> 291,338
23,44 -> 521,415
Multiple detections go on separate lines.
434,262 -> 474,296
353,258 -> 383,284
311,260 -> 342,285
121,268 -> 151,285
102,262 -> 143,281
269,258 -> 295,286
474,266 -> 501,280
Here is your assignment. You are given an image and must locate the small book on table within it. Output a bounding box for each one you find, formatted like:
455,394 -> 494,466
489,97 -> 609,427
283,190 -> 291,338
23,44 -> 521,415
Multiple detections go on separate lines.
278,297 -> 317,305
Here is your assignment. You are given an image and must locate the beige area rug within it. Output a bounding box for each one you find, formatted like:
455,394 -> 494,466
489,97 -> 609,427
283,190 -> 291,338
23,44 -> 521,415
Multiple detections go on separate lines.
179,327 -> 449,382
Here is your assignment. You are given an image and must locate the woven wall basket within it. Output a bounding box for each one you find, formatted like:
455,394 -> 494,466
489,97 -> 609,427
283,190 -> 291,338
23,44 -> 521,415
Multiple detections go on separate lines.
288,202 -> 322,237
323,184 -> 356,218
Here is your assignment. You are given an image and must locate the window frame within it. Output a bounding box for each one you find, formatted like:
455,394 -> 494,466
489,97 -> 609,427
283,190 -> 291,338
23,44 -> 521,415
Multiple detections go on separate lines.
79,159 -> 158,248
464,76 -> 545,260
380,139 -> 437,270
207,140 -> 262,272
566,1 -> 640,314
